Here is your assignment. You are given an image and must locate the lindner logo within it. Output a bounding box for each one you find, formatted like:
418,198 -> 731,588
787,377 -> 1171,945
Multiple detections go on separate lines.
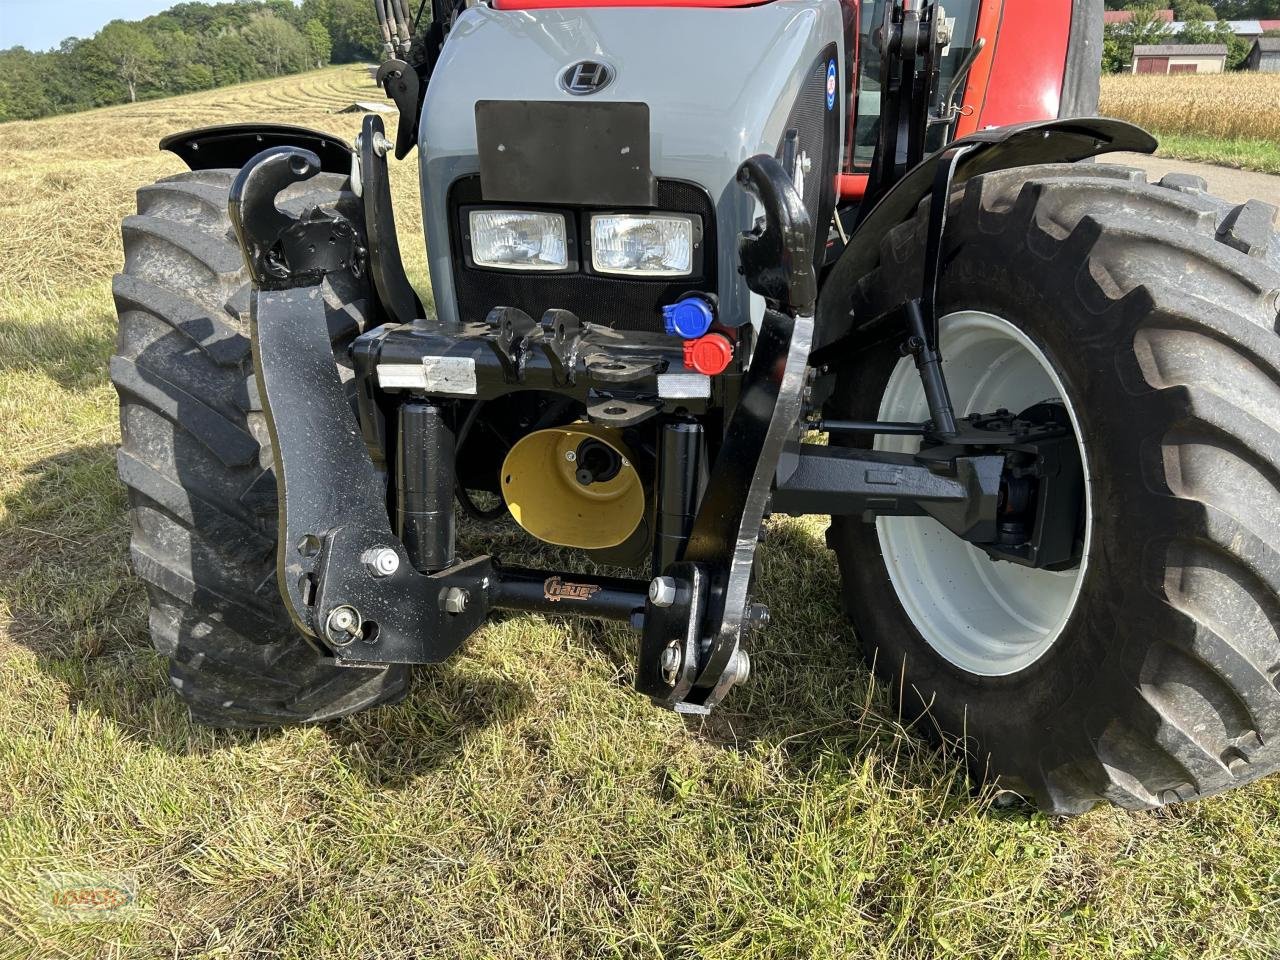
560,61 -> 614,96
544,577 -> 603,602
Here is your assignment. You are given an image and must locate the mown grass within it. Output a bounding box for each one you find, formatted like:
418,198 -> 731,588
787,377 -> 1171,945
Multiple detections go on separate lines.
1,65 -> 1279,959
1100,73 -> 1280,174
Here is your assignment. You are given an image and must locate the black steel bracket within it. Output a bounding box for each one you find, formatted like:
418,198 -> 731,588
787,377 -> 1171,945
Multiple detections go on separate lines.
235,145 -> 651,664
861,0 -> 944,215
376,59 -> 424,161
228,147 -> 365,290
637,155 -> 814,713
358,114 -> 425,325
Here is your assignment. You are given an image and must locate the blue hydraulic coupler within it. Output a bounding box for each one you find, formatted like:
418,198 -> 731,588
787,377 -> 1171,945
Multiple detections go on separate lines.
662,295 -> 716,340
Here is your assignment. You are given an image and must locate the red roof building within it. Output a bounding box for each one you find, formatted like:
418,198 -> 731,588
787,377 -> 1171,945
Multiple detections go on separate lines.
1104,9 -> 1175,25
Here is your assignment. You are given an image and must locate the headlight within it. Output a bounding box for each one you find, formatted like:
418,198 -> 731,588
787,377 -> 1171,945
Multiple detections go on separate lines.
468,210 -> 568,271
590,214 -> 695,277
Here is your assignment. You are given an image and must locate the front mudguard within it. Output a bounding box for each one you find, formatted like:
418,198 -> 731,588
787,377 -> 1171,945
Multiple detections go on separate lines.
161,123 -> 355,174
811,117 -> 1158,361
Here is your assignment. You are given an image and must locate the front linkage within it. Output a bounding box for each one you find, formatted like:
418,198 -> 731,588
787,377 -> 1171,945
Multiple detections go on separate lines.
229,115 -> 1083,716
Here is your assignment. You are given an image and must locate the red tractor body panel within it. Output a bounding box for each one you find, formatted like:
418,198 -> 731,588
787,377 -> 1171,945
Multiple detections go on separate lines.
964,0 -> 1071,131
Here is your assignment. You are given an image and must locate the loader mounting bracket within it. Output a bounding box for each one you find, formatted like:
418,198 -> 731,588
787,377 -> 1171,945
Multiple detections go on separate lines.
358,114 -> 425,325
636,155 -> 816,713
228,146 -> 365,290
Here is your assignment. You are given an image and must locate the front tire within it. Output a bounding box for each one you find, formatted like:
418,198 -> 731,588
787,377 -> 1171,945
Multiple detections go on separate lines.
826,163 -> 1280,813
111,168 -> 409,728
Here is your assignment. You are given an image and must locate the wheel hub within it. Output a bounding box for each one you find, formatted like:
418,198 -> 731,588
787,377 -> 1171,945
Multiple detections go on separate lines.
875,310 -> 1092,677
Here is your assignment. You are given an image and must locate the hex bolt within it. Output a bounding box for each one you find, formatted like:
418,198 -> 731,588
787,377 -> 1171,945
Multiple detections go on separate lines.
660,642 -> 683,687
564,449 -> 577,463
362,547 -> 400,578
325,605 -> 362,645
443,587 -> 469,615
648,576 -> 678,608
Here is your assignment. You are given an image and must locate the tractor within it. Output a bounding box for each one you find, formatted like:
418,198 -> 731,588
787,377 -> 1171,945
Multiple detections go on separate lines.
110,0 -> 1280,814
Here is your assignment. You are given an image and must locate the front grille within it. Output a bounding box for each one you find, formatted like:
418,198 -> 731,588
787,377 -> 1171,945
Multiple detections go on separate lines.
447,177 -> 716,333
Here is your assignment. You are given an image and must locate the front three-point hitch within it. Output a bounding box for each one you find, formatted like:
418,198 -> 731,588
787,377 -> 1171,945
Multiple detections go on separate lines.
230,122 -> 1083,717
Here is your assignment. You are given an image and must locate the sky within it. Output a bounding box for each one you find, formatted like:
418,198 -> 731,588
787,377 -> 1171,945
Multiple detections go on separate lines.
0,0 -> 269,52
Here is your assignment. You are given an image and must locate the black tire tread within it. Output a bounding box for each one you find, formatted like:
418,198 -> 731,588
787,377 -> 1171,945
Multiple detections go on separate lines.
829,162 -> 1280,812
111,167 -> 408,728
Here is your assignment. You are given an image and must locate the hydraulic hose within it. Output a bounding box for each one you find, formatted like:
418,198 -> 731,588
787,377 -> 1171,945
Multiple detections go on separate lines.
373,0 -> 395,59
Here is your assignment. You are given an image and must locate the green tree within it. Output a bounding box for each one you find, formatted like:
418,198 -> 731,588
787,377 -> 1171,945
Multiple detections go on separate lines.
202,30 -> 263,86
1170,0 -> 1219,19
81,22 -> 162,103
304,19 -> 333,69
0,48 -> 56,121
1215,1 -> 1280,16
1103,5 -> 1175,73
242,14 -> 310,77
324,0 -> 383,62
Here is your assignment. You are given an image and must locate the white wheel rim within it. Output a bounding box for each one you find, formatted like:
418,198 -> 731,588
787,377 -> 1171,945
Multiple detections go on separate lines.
875,310 -> 1091,677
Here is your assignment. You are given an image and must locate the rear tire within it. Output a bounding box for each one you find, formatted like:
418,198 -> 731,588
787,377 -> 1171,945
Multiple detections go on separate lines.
825,163 -> 1280,813
111,168 -> 409,728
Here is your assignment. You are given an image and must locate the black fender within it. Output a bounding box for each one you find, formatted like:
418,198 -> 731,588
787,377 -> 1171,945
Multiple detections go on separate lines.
811,117 -> 1157,360
160,123 -> 353,175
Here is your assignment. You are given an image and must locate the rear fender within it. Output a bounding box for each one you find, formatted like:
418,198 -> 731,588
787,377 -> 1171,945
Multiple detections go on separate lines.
812,117 -> 1157,360
160,123 -> 353,175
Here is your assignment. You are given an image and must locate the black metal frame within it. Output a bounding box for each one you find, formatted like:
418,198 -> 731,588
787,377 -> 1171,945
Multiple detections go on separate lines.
209,2 -> 1156,716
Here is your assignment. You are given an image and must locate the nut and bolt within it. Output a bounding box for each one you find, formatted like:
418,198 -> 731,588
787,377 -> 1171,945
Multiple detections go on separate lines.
325,605 -> 363,645
362,546 -> 400,578
564,449 -> 577,463
747,603 -> 771,629
443,586 -> 470,615
648,576 -> 678,608
660,641 -> 683,687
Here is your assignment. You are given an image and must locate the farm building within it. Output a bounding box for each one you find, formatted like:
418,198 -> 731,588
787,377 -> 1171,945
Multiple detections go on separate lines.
1131,43 -> 1228,74
1104,9 -> 1175,25
1246,37 -> 1280,72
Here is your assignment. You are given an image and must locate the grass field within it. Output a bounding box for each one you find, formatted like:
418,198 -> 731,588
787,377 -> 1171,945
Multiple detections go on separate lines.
1100,73 -> 1280,175
2,65 -> 1280,959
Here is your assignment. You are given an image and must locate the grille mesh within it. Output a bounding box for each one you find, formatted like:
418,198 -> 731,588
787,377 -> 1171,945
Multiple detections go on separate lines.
777,45 -> 841,269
